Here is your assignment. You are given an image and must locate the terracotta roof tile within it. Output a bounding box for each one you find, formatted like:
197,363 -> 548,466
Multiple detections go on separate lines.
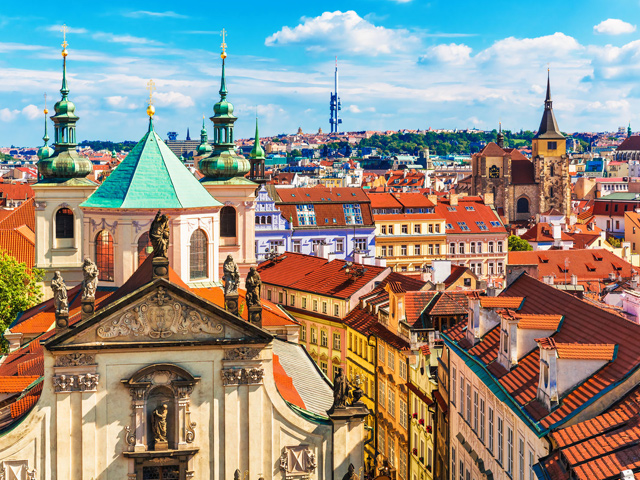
479,297 -> 524,309
405,291 -> 437,326
366,193 -> 403,209
479,142 -> 507,157
515,314 -> 563,330
0,375 -> 39,393
555,343 -> 616,361
520,223 -> 573,243
434,197 -> 507,235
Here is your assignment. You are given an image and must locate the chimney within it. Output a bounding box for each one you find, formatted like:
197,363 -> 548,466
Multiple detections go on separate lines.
631,273 -> 639,290
436,282 -> 445,291
3,329 -> 22,353
450,194 -> 458,206
483,193 -> 494,206
431,260 -> 452,284
552,224 -> 562,247
543,275 -> 555,285
570,274 -> 578,286
427,194 -> 438,206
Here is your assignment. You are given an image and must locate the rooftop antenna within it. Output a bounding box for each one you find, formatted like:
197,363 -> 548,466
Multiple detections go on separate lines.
329,56 -> 342,134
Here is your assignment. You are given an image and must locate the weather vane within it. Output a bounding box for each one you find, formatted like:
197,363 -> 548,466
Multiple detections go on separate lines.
146,79 -> 156,117
220,28 -> 227,59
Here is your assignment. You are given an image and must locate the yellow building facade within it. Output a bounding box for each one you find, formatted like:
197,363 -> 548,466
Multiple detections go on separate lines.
373,214 -> 447,272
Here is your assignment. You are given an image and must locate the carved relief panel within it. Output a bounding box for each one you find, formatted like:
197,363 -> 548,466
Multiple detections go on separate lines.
0,461 -> 37,480
279,446 -> 317,480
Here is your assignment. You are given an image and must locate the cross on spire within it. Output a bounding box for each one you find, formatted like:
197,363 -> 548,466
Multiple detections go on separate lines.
146,79 -> 156,106
220,29 -> 227,59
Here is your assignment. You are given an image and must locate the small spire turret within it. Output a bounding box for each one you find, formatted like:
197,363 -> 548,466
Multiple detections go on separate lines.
497,121 -> 504,148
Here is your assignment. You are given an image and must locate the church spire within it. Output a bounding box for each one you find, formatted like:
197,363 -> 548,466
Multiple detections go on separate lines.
628,122 -> 632,138
37,25 -> 92,180
496,121 -> 504,148
249,116 -> 266,182
37,94 -> 54,161
534,69 -> 564,140
197,114 -> 212,156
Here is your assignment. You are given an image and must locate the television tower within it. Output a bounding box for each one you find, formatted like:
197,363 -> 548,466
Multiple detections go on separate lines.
329,57 -> 342,133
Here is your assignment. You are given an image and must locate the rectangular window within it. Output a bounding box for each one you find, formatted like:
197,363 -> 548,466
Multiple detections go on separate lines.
489,262 -> 495,275
320,360 -> 327,375
389,225 -> 394,235
399,361 -> 407,380
399,446 -> 407,480
311,327 -> 317,344
452,367 -> 457,405
459,461 -> 464,480
296,204 -> 317,226
459,243 -> 465,254
301,324 -> 307,342
519,438 -> 525,480
480,398 -> 485,443
379,344 -> 385,364
435,244 -> 440,255
489,241 -> 494,253
336,238 -> 344,252
414,244 -> 421,256
354,238 -> 367,251
388,351 -> 395,371
320,330 -> 328,347
278,291 -> 284,303
473,391 -> 478,432
343,204 -> 363,225
400,398 -> 408,429
457,221 -> 470,231
334,304 -> 339,316
378,426 -> 385,455
498,417 -> 504,465
267,289 -> 272,301
379,380 -> 386,406
302,297 -> 307,309
290,294 -> 295,306
402,225 -> 408,234
488,407 -> 494,453
381,245 -> 387,257
382,225 -> 387,234
497,241 -> 503,253
388,387 -> 395,417
477,242 -> 482,253
460,376 -> 465,418
428,244 -> 433,255
449,243 -> 455,255
529,450 -> 535,480
470,242 -> 476,254
435,223 -> 440,233
476,221 -> 488,231
507,427 -> 514,475
322,301 -> 327,314
389,436 -> 396,466
452,448 -> 456,480
333,332 -> 341,350
548,141 -> 557,150
313,299 -> 318,312
415,224 -> 422,234
466,384 -> 471,423
401,245 -> 407,256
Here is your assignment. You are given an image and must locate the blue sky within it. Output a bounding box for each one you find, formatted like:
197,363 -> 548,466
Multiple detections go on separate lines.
2,0 -> 640,146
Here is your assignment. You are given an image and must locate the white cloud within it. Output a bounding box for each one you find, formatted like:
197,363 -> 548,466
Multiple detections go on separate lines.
92,32 -> 161,46
476,32 -> 582,65
594,19 -> 636,35
347,105 -> 375,113
0,108 -> 20,122
0,42 -> 46,53
21,104 -> 40,120
419,43 -> 472,65
154,91 -> 194,108
265,10 -> 419,56
125,10 -> 187,19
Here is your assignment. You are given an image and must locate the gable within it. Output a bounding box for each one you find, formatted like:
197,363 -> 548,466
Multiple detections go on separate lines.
45,279 -> 272,350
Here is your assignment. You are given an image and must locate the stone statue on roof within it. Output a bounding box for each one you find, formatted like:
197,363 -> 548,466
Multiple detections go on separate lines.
82,258 -> 99,300
223,255 -> 240,296
150,210 -> 170,258
331,367 -> 351,409
245,267 -> 262,307
51,271 -> 68,315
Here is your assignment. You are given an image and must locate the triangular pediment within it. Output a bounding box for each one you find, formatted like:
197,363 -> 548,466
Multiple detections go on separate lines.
45,278 -> 272,350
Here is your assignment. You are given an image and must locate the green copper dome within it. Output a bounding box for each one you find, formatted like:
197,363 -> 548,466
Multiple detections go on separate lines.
37,46 -> 92,180
37,109 -> 54,160
197,116 -> 213,156
81,117 -> 222,209
199,56 -> 250,181
250,117 -> 265,160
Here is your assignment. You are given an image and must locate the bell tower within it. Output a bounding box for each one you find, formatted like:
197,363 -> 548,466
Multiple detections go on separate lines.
532,71 -> 569,216
33,26 -> 97,296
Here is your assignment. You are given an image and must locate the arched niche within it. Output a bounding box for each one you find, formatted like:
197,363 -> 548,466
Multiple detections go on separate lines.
121,363 -> 200,452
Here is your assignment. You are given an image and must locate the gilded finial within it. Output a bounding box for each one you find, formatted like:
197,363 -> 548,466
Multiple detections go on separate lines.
220,29 -> 227,59
146,79 -> 156,117
61,24 -> 69,58
43,93 -> 48,115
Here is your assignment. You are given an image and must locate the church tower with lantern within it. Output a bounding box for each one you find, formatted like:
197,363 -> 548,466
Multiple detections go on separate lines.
199,31 -> 257,280
33,26 -> 97,292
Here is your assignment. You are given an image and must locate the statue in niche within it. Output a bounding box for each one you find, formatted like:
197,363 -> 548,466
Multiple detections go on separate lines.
51,271 -> 68,314
332,367 -> 351,409
151,404 -> 168,444
149,210 -> 170,258
82,258 -> 99,299
223,255 -> 240,295
245,267 -> 262,307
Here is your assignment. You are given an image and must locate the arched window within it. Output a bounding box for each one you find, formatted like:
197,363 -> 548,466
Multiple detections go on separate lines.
55,208 -> 74,239
95,230 -> 114,282
517,197 -> 529,214
190,229 -> 208,280
220,206 -> 236,238
137,232 -> 153,267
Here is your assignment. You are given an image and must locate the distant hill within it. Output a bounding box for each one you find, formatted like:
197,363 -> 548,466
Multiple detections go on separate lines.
79,140 -> 137,152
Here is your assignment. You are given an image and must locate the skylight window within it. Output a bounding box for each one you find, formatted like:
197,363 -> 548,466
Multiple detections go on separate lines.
490,221 -> 501,227
447,206 -> 457,212
465,206 -> 475,211
457,222 -> 470,231
476,221 -> 488,231
446,223 -> 453,230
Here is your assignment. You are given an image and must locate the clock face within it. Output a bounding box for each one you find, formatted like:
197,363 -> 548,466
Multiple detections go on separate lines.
489,165 -> 500,179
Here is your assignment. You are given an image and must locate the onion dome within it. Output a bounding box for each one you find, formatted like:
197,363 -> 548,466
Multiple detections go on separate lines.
199,41 -> 250,181
250,117 -> 265,160
197,115 -> 213,156
37,104 -> 54,160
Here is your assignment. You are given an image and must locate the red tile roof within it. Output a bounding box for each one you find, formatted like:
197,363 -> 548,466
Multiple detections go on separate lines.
515,314 -> 563,330
367,193 -> 403,209
520,223 -> 574,243
0,198 -> 36,267
276,186 -> 370,203
0,183 -> 34,201
479,297 -> 524,309
508,249 -> 634,282
429,292 -> 468,316
0,197 -> 35,231
258,253 -> 388,299
434,197 -> 507,235
0,375 -> 39,393
616,135 -> 640,151
555,342 -> 616,361
404,291 -> 437,326
479,142 -> 507,156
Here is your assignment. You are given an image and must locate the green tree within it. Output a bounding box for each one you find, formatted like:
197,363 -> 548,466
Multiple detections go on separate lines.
607,237 -> 622,248
0,251 -> 43,352
508,235 -> 533,252
289,149 -> 302,158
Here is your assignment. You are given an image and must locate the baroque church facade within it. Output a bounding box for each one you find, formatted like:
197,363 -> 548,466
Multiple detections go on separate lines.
470,74 -> 571,224
0,37 -> 368,480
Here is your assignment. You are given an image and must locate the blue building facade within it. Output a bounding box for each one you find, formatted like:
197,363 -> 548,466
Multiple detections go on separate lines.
254,185 -> 376,262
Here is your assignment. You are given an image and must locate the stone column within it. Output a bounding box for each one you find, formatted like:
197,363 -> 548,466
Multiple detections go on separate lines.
130,386 -> 148,452
328,405 -> 369,480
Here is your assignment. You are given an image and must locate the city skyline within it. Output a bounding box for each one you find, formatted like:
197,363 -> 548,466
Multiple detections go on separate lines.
2,0 -> 640,146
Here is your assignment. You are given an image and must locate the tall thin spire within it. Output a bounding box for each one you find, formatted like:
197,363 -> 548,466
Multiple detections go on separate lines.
534,69 -> 563,140
43,93 -> 49,145
219,29 -> 228,99
545,68 -> 552,107
60,25 -> 69,98
146,79 -> 156,131
496,121 -> 504,148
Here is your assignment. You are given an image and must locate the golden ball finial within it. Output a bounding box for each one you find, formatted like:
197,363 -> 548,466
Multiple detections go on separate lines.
221,52 -> 227,59
44,108 -> 49,115
147,105 -> 155,117
62,49 -> 68,58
